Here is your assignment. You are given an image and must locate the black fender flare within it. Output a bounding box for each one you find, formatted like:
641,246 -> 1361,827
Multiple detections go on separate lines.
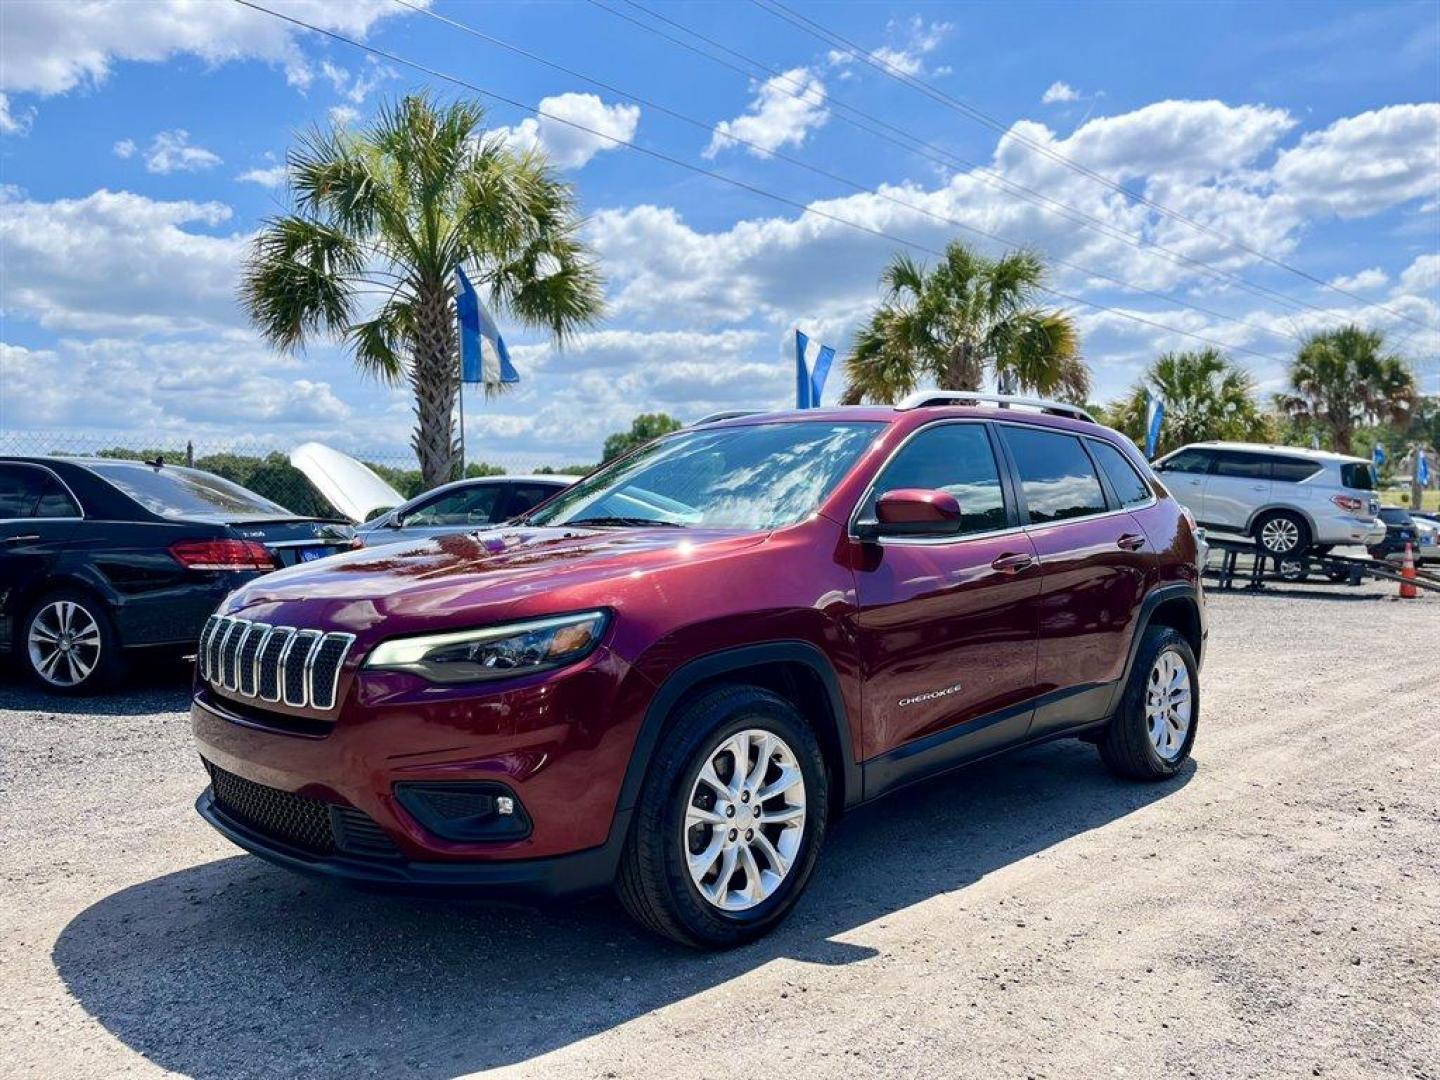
1109,582 -> 1204,715
614,641 -> 863,818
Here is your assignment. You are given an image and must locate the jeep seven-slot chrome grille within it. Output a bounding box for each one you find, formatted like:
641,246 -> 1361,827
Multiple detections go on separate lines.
198,615 -> 355,711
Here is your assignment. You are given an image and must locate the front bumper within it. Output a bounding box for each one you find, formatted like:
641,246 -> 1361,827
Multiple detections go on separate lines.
197,786 -> 619,897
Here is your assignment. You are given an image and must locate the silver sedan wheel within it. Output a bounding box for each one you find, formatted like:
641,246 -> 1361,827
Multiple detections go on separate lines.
1260,517 -> 1300,553
27,600 -> 102,688
1145,649 -> 1193,762
684,728 -> 806,912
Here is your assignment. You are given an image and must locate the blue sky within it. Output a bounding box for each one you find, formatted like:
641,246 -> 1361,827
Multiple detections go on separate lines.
1,0 -> 1437,467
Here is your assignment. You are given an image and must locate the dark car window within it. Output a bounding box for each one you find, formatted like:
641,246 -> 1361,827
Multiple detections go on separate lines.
89,463 -> 290,518
863,423 -> 1007,535
1378,508 -> 1412,526
1271,458 -> 1321,483
1088,440 -> 1152,507
1341,463 -> 1378,491
1001,427 -> 1109,524
502,483 -> 563,520
1157,448 -> 1214,474
405,484 -> 502,527
34,475 -> 82,518
1212,451 -> 1271,479
0,464 -> 53,518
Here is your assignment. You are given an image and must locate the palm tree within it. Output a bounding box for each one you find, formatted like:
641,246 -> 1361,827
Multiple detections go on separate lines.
242,95 -> 604,486
1274,325 -> 1415,454
1108,348 -> 1266,456
841,243 -> 1089,405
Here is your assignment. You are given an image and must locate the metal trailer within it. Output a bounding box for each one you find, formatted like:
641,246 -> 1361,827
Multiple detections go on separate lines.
1203,535 -> 1440,594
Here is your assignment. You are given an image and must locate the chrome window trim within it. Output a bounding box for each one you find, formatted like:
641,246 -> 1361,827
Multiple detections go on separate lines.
0,461 -> 85,521
993,421 -> 1157,527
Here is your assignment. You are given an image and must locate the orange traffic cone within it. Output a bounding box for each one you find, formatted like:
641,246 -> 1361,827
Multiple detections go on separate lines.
1399,542 -> 1418,599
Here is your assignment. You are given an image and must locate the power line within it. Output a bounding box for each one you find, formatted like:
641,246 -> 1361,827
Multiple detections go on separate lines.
231,0 -> 1290,365
601,0 -> 1346,323
389,0 -> 1306,348
751,0 -> 1435,332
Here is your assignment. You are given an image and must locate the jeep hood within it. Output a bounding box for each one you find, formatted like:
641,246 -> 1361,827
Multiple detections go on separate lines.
224,525 -> 768,634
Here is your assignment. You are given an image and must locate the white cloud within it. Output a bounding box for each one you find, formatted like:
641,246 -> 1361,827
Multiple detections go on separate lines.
329,105 -> 360,127
135,129 -> 221,174
1328,267 -> 1388,292
1042,81 -> 1081,105
1272,103 -> 1440,218
319,57 -> 395,104
0,187 -> 249,333
236,164 -> 289,188
704,68 -> 828,159
112,138 -> 136,159
0,92 -> 35,135
1397,253 -> 1440,298
869,16 -> 952,76
493,93 -> 640,169
0,0 -> 427,98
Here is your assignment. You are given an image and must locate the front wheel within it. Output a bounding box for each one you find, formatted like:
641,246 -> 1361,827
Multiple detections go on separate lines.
22,590 -> 125,694
1098,626 -> 1198,780
1254,511 -> 1310,557
616,685 -> 829,949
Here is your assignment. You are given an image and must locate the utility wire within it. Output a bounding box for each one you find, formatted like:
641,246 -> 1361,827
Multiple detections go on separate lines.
232,0 -> 1289,364
389,0 -> 1306,347
752,0 -> 1435,332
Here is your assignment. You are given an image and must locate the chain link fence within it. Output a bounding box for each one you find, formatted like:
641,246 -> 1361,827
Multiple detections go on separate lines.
0,431 -> 593,520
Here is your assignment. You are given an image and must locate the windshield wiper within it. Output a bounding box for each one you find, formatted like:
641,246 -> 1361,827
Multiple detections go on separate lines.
566,516 -> 686,528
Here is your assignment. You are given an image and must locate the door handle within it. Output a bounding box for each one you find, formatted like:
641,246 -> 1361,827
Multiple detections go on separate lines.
1116,533 -> 1147,551
991,552 -> 1037,573
3,534 -> 40,544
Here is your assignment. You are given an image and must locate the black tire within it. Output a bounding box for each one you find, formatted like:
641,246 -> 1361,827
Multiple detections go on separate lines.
20,589 -> 125,694
1097,626 -> 1198,781
616,684 -> 829,949
1276,557 -> 1309,582
1253,510 -> 1311,557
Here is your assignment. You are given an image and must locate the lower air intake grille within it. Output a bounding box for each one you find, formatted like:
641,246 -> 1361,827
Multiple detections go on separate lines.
208,762 -> 334,854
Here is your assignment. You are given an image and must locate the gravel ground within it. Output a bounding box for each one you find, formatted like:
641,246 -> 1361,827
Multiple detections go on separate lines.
1,580 -> 1436,1079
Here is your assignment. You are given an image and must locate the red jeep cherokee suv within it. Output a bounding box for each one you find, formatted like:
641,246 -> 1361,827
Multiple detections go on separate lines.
192,394 -> 1205,948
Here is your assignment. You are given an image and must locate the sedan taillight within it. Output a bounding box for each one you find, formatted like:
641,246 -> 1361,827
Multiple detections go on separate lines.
169,538 -> 274,571
1331,495 -> 1365,513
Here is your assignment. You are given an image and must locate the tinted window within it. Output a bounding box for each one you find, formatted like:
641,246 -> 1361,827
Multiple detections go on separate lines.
1378,508 -> 1411,525
528,421 -> 882,531
406,485 -> 502,527
1340,463 -> 1378,491
864,423 -> 1007,535
34,476 -> 81,518
1271,458 -> 1321,483
1089,440 -> 1152,507
503,483 -> 563,519
1158,448 -> 1214,474
0,465 -> 49,518
90,463 -> 290,518
1001,427 -> 1109,524
1212,451 -> 1270,479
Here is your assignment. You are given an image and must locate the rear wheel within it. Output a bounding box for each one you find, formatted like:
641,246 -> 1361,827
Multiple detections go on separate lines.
616,684 -> 828,949
22,590 -> 125,694
1098,626 -> 1198,780
1254,511 -> 1310,558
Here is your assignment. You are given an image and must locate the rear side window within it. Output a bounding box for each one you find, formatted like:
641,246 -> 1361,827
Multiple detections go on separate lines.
503,483 -> 562,519
1000,427 -> 1109,524
1271,458 -> 1321,483
864,423 -> 1008,535
1088,440 -> 1152,507
1340,463 -> 1378,491
1212,451 -> 1270,479
1158,448 -> 1214,474
0,465 -> 80,519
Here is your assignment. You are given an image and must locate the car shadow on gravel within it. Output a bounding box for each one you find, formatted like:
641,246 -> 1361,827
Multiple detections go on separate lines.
53,740 -> 1193,1078
0,656 -> 193,715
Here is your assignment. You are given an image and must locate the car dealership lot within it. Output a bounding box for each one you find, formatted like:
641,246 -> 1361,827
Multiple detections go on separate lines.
1,583 -> 1435,1080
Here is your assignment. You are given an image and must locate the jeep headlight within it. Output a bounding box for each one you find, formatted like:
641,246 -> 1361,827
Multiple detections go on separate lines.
364,610 -> 609,684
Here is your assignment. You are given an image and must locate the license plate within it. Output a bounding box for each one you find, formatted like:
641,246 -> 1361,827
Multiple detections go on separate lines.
298,547 -> 329,563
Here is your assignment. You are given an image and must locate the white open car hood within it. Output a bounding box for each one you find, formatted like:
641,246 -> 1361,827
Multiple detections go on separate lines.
289,442 -> 405,524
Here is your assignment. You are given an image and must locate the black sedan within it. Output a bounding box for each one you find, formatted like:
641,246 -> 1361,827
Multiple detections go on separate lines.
0,456 -> 355,693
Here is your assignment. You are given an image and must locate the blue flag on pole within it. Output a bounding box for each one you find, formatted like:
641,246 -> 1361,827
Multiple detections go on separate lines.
1419,450 -> 1431,488
794,329 -> 835,409
456,266 -> 518,386
1373,442 -> 1387,467
1144,395 -> 1165,459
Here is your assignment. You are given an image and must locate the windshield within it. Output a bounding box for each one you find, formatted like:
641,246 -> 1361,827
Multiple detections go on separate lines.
526,421 -> 883,531
91,463 -> 292,518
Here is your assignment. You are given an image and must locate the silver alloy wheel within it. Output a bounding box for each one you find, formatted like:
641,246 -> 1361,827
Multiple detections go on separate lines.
27,600 -> 102,688
1145,648 -> 1193,762
684,728 -> 806,912
1260,516 -> 1301,553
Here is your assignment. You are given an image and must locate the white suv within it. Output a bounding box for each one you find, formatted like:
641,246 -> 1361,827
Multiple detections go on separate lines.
1152,442 -> 1386,557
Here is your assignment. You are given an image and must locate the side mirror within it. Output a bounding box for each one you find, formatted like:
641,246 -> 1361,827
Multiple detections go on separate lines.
856,488 -> 963,540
